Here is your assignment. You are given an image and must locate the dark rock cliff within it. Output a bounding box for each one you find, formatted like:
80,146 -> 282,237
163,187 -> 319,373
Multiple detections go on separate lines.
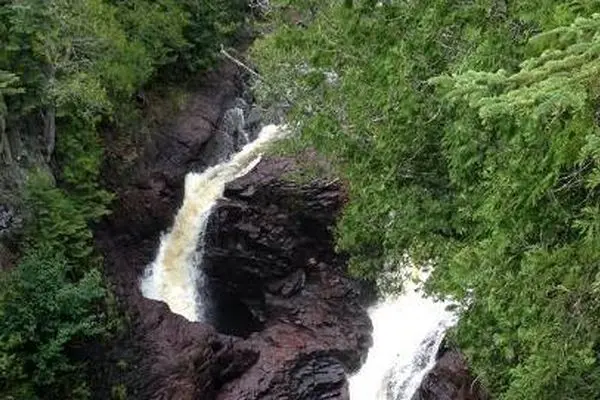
206,158 -> 372,400
95,62 -> 372,399
413,344 -> 488,400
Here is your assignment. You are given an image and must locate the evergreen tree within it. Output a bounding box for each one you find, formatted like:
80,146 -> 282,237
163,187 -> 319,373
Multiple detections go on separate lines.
0,0 -> 247,396
252,2 -> 600,398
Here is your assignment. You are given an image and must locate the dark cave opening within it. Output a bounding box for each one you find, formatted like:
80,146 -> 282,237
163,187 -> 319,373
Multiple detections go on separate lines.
200,277 -> 264,338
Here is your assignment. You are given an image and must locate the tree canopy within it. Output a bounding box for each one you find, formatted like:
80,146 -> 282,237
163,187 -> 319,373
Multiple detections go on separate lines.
0,0 -> 245,397
252,1 -> 600,398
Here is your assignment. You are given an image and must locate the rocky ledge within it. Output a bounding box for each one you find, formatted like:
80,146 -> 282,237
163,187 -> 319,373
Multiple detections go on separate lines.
204,158 -> 372,400
95,62 -> 372,399
413,344 -> 488,400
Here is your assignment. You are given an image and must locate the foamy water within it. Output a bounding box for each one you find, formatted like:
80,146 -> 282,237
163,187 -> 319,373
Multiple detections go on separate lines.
140,124 -> 288,321
349,276 -> 456,399
140,121 -> 454,397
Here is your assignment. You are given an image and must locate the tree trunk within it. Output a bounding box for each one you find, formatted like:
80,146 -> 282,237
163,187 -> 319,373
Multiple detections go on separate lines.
43,106 -> 56,161
0,117 -> 12,164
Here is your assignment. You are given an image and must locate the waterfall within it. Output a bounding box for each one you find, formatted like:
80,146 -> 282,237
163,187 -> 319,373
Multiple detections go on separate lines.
349,275 -> 456,400
139,115 -> 454,395
140,124 -> 287,321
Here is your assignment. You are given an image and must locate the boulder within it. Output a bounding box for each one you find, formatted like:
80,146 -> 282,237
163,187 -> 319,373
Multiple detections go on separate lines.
412,345 -> 488,400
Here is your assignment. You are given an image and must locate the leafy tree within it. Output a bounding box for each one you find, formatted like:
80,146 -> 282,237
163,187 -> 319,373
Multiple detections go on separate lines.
252,1 -> 600,398
428,13 -> 600,398
171,0 -> 248,73
0,0 -> 247,396
5,0 -> 155,157
110,0 -> 188,67
0,246 -> 107,399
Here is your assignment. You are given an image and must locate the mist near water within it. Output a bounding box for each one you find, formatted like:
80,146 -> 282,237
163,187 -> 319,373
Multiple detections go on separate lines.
349,276 -> 456,400
140,124 -> 287,321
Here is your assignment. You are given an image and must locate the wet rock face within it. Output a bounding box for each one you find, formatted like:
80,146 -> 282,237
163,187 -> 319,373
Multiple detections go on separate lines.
0,204 -> 14,235
412,346 -> 488,400
96,62 -> 372,400
290,355 -> 349,400
96,63 -> 262,400
203,158 -> 372,400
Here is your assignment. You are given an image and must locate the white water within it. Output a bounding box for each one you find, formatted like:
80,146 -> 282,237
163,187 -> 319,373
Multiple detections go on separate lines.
349,276 -> 456,400
140,124 -> 288,321
140,118 -> 454,396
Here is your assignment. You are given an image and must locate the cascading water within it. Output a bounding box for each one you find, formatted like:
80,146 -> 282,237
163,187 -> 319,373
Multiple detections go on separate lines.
140,114 -> 453,395
140,124 -> 287,321
349,273 -> 457,400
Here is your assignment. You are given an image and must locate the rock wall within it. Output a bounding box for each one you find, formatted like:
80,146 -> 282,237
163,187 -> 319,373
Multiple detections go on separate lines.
206,158 -> 372,400
95,62 -> 372,400
413,344 -> 488,400
95,62 -> 253,400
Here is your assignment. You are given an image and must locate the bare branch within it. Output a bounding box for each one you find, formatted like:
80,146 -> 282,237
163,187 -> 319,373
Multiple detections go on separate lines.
220,46 -> 263,81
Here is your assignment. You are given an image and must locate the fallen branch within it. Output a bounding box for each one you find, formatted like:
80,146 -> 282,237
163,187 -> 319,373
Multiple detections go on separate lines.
220,46 -> 263,81
219,45 -> 295,112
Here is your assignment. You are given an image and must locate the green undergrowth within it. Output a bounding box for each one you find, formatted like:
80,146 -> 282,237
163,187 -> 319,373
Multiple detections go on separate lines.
251,1 -> 600,398
0,0 -> 248,397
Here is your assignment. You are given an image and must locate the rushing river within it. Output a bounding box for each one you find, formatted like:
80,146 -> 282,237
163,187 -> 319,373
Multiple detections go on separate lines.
140,124 -> 287,321
140,121 -> 455,397
349,277 -> 456,399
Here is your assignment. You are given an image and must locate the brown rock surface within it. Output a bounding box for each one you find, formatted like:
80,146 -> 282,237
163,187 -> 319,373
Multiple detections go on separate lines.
205,159 -> 372,399
96,62 -> 255,400
412,345 -> 488,400
95,62 -> 372,400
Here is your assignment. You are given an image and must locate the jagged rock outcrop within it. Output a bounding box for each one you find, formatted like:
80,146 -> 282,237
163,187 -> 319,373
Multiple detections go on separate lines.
96,62 -> 261,400
96,62 -> 372,400
204,157 -> 372,400
413,345 -> 488,400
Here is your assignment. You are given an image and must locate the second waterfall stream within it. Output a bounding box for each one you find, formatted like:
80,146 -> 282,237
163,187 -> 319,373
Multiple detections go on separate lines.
349,272 -> 457,400
140,124 -> 287,321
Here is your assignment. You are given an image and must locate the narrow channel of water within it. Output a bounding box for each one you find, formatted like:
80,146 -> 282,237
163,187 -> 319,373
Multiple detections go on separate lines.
349,275 -> 456,400
140,124 -> 287,321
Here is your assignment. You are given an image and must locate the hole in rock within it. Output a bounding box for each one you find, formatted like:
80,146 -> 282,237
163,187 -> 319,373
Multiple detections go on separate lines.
201,280 -> 264,338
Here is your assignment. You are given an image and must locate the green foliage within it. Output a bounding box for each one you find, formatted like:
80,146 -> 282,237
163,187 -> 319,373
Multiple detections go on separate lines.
6,0 -> 144,115
0,0 -> 246,397
0,246 -> 107,399
428,14 -> 600,398
2,0 -> 246,128
0,71 -> 23,104
16,160 -> 113,397
175,0 -> 248,73
0,70 -> 23,143
111,0 -> 188,67
24,170 -> 109,271
54,120 -> 114,217
253,1 -> 600,398
111,383 -> 127,400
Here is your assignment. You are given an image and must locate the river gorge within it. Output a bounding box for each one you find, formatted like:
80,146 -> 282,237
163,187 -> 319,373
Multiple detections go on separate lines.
87,59 -> 489,400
